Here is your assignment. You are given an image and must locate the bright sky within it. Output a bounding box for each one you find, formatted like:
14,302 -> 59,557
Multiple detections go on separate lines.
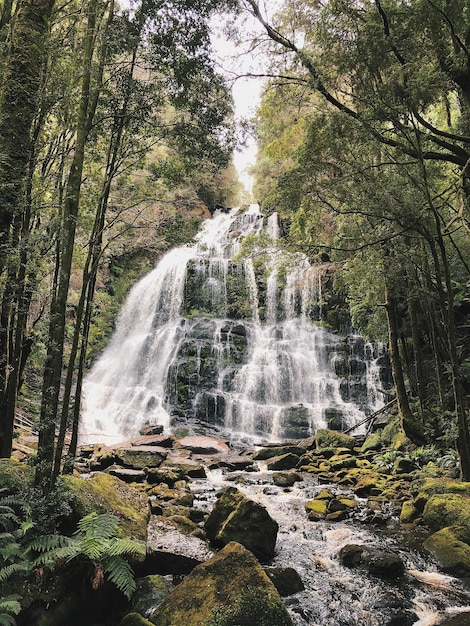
211,3 -> 278,197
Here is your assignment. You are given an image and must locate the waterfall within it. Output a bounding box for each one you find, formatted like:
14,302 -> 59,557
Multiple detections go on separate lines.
80,205 -> 388,444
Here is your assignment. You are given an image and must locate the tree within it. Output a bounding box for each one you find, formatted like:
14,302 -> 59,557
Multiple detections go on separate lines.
245,0 -> 470,477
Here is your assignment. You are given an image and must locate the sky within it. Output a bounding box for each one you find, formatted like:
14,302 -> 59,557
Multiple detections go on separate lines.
210,3 -> 277,196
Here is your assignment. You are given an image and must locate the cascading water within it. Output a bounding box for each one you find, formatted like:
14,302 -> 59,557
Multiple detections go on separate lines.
80,205 -> 389,444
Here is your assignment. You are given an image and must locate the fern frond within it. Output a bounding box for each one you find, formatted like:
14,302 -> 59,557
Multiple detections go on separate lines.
103,555 -> 136,600
106,538 -> 146,558
0,598 -> 21,616
79,537 -> 107,562
76,513 -> 120,541
28,534 -> 72,553
0,562 -> 31,582
32,543 -> 81,567
0,613 -> 17,626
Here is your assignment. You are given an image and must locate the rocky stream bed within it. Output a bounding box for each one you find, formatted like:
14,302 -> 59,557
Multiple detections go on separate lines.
7,424 -> 470,626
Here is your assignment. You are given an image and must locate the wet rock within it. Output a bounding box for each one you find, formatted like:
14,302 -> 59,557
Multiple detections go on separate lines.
176,435 -> 230,455
338,544 -> 405,577
205,486 -> 278,562
400,500 -> 420,524
267,453 -> 300,471
393,457 -> 416,474
160,458 -> 207,479
107,466 -> 147,483
423,526 -> 470,576
423,493 -> 470,533
353,475 -> 383,497
272,471 -> 302,487
144,516 -> 214,575
131,434 -> 175,448
253,445 -> 307,461
316,429 -> 356,451
214,455 -> 257,471
139,424 -> 164,436
145,467 -> 186,486
131,575 -> 173,617
264,567 -> 305,596
148,542 -> 293,626
113,446 -> 168,470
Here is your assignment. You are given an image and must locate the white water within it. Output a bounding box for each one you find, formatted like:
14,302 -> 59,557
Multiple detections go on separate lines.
79,206 -> 387,444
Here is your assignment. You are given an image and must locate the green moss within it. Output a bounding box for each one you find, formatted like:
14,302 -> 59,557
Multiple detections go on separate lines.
423,494 -> 470,533
149,542 -> 293,626
423,526 -> 470,576
305,499 -> 327,516
120,614 -> 154,626
400,500 -> 420,524
316,429 -> 356,451
62,472 -> 149,541
0,459 -> 32,491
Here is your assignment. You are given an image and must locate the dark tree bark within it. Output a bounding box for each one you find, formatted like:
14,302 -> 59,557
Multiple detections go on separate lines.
0,0 -> 55,457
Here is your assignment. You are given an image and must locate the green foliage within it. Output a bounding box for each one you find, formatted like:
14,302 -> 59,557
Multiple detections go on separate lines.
30,512 -> 146,600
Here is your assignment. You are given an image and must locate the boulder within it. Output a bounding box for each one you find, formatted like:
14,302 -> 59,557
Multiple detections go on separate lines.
315,429 -> 356,451
253,445 -> 307,461
139,424 -> 164,436
107,467 -> 146,483
62,472 -> 149,542
160,458 -> 207,479
131,575 -> 173,618
205,486 -> 278,562
113,446 -> 168,470
338,544 -> 405,577
144,516 -> 214,575
423,493 -> 470,533
272,471 -> 302,487
176,435 -> 230,455
266,453 -> 300,471
149,542 -> 293,626
264,567 -> 305,596
423,526 -> 470,577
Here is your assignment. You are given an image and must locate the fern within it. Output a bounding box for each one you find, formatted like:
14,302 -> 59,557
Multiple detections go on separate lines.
103,555 -> 137,600
0,595 -> 21,626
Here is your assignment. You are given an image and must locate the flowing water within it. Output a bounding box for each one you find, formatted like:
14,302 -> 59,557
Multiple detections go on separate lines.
190,468 -> 470,626
79,205 -> 389,444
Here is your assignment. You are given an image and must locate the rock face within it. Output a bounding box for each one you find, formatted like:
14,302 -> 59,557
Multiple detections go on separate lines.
148,542 -> 293,626
204,487 -> 279,562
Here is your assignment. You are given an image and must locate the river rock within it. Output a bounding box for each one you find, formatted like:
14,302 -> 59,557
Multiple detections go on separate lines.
272,471 -> 302,487
253,445 -> 307,460
131,434 -> 175,448
423,526 -> 470,576
107,466 -> 147,483
131,575 -> 173,617
422,493 -> 470,533
316,429 -> 356,451
113,446 -> 168,470
264,567 -> 305,596
267,453 -> 300,471
205,486 -> 278,562
160,458 -> 207,479
139,424 -> 164,436
176,435 -> 230,455
62,472 -> 149,542
338,544 -> 405,577
148,542 -> 293,626
145,516 -> 214,575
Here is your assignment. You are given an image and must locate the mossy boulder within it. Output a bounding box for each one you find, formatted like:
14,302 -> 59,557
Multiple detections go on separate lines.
423,526 -> 470,577
131,575 -> 173,617
315,429 -> 356,451
266,453 -> 300,471
0,458 -> 32,491
253,445 -> 306,461
400,500 -> 420,524
113,446 -> 168,470
422,493 -> 470,533
360,432 -> 382,453
204,487 -> 278,562
62,472 -> 149,541
149,542 -> 293,626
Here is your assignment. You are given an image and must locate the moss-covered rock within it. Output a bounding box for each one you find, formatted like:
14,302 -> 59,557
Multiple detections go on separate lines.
113,446 -> 168,470
62,472 -> 149,542
422,493 -> 470,533
204,487 -> 278,562
315,429 -> 356,451
149,542 -> 293,626
0,458 -> 32,491
400,500 -> 420,524
131,575 -> 173,617
423,526 -> 470,577
120,613 -> 154,626
253,445 -> 306,461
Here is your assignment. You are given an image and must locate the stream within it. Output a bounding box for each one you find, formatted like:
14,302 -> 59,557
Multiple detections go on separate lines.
189,466 -> 470,626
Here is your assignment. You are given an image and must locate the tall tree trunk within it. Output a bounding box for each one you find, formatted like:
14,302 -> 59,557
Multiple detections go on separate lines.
0,0 -> 55,457
36,0 -> 99,491
384,282 -> 425,445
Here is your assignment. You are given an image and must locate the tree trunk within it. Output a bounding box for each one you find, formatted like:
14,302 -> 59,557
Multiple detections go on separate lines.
36,0 -> 98,491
